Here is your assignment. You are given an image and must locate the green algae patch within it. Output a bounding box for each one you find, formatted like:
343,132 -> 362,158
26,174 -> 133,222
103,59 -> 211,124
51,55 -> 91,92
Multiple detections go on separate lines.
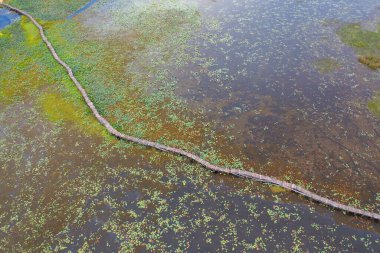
0,27 -> 50,104
314,58 -> 341,73
20,16 -> 41,46
38,93 -> 107,137
39,93 -> 80,122
338,24 -> 380,54
1,14 -> 110,136
270,185 -> 288,193
0,30 -> 12,39
0,20 -> 57,104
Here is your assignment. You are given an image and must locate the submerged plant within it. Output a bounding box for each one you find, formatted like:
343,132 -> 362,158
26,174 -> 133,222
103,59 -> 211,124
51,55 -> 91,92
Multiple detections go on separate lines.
314,58 -> 342,73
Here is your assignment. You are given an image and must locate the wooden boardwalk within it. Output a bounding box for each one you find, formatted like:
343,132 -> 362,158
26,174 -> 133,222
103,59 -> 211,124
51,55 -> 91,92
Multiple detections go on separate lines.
2,3 -> 379,221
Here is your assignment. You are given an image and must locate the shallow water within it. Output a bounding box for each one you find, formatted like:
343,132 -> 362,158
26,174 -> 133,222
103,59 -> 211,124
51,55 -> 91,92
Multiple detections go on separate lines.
1,0 -> 380,251
0,8 -> 19,30
171,0 -> 380,202
67,0 -> 99,19
82,0 -> 380,202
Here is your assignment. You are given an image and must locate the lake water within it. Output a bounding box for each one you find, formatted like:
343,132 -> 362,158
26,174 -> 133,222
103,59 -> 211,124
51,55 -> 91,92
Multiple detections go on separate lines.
0,8 -> 19,30
82,0 -> 380,203
1,0 -> 380,251
173,0 -> 380,203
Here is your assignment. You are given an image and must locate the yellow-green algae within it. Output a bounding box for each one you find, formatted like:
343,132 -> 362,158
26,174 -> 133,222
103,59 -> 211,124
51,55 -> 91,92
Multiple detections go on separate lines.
270,185 -> 288,193
0,30 -> 12,38
0,14 -> 107,137
20,16 -> 40,46
38,92 -> 106,137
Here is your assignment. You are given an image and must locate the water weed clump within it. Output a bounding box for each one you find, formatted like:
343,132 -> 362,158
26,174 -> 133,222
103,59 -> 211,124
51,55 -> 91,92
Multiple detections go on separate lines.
338,23 -> 380,118
358,55 -> 380,70
338,23 -> 380,69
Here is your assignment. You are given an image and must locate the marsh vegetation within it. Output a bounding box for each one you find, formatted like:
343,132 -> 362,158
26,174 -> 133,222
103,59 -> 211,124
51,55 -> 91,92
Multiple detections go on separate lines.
1,0 -> 380,251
